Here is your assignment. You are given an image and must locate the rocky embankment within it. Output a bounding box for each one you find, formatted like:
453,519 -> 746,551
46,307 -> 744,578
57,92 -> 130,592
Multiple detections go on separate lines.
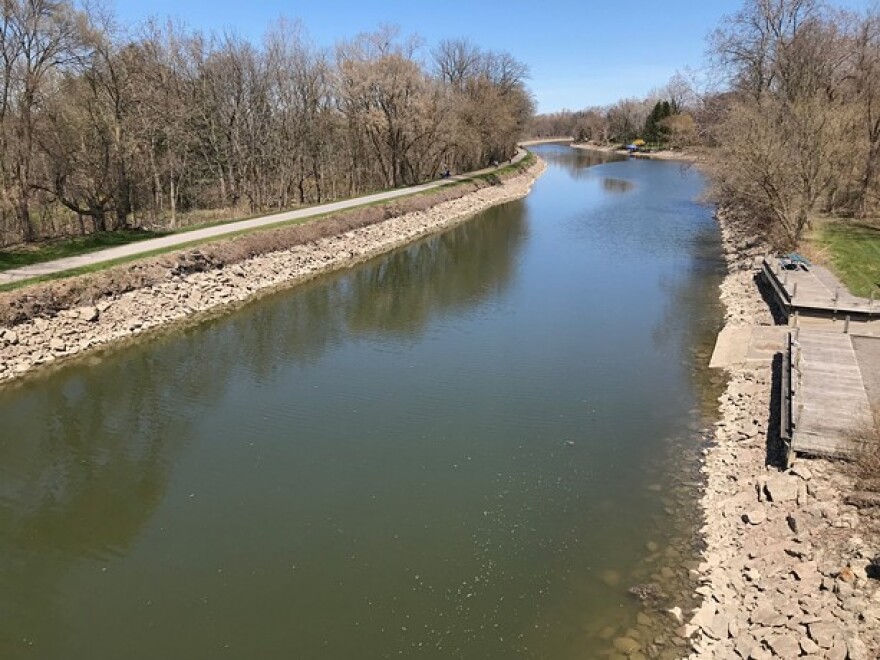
0,160 -> 545,383
685,214 -> 880,659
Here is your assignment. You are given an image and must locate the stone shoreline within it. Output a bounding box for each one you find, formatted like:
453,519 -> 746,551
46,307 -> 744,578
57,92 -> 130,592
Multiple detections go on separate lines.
685,212 -> 880,658
570,142 -> 701,162
0,160 -> 546,385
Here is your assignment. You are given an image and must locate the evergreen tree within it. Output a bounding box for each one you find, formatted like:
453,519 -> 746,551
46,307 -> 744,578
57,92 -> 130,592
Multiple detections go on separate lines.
643,100 -> 676,145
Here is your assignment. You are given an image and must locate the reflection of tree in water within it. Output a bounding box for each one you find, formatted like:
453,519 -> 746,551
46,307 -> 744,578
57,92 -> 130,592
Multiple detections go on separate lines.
601,177 -> 634,194
0,337 -> 229,651
0,202 -> 528,650
534,144 -> 625,181
346,202 -> 527,337
194,201 -> 527,385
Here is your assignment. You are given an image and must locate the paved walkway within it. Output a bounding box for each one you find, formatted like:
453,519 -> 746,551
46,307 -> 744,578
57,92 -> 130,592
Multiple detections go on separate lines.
0,150 -> 528,286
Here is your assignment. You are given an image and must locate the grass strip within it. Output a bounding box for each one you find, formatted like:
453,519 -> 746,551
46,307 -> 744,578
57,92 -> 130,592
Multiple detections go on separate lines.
817,222 -> 880,298
0,230 -> 169,272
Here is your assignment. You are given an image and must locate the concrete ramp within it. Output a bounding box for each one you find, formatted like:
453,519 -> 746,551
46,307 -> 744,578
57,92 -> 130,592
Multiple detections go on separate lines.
710,325 -> 789,369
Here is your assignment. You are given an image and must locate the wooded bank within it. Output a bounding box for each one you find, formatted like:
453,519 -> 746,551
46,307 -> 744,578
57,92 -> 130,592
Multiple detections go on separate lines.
0,2 -> 533,246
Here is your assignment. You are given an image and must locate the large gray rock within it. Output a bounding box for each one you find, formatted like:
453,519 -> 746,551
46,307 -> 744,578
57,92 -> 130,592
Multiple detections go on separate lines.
767,633 -> 800,658
703,612 -> 731,640
807,621 -> 840,649
764,475 -> 799,503
612,636 -> 640,654
799,636 -> 820,654
847,636 -> 870,660
826,641 -> 848,660
749,605 -> 787,628
790,464 -> 813,481
79,306 -> 99,322
737,633 -> 760,658
691,601 -> 717,631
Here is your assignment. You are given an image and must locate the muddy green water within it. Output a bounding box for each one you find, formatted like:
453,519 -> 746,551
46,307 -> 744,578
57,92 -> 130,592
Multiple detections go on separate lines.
0,145 -> 725,659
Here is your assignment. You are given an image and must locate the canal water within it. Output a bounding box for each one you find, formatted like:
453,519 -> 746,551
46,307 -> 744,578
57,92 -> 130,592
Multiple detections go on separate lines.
0,145 -> 725,659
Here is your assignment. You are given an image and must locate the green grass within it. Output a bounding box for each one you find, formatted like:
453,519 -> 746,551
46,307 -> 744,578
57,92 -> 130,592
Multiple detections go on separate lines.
0,153 -> 537,293
0,214 -> 330,293
0,229 -> 169,272
818,222 -> 880,298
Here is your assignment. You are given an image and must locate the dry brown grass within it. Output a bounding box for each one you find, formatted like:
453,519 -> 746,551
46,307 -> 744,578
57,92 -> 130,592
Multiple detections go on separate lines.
850,424 -> 880,501
0,168 -> 524,326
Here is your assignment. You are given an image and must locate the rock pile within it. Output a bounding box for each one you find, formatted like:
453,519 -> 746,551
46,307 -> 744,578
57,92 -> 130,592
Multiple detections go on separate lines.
0,161 -> 545,383
686,214 -> 880,658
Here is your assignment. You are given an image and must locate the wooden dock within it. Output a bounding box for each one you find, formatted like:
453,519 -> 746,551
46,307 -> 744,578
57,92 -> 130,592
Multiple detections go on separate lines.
760,257 -> 879,322
708,257 -> 879,461
788,328 -> 874,459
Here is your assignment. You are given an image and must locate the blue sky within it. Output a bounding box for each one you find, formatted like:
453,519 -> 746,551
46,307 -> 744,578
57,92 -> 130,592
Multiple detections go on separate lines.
112,0 -> 874,113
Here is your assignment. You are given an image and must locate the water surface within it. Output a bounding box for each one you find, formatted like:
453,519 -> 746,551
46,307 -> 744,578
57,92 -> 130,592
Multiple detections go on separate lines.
0,145 -> 724,658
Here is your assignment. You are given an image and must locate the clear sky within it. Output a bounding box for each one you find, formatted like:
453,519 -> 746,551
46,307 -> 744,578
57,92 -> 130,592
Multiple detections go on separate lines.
111,0 -> 875,113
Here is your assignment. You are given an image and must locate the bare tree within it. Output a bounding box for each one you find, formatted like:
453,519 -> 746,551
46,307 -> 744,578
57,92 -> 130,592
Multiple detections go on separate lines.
3,0 -> 92,240
706,0 -> 854,248
0,6 -> 536,245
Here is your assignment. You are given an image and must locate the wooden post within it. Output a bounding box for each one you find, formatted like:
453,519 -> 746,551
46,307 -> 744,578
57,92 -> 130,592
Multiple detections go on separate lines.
792,282 -> 798,299
845,315 -> 850,334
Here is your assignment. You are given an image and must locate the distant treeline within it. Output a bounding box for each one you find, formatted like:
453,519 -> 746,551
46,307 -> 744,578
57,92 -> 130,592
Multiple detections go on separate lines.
528,75 -> 700,149
0,2 -> 533,245
530,0 -> 880,249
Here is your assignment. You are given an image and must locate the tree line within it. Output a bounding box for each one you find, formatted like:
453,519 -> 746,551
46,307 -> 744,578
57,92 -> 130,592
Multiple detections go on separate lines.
0,1 -> 533,246
528,72 -> 700,149
706,0 -> 880,248
530,0 -> 880,249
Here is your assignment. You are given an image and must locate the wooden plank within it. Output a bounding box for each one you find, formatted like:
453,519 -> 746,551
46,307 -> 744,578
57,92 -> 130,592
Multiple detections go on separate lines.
791,329 -> 875,458
761,257 -> 879,320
